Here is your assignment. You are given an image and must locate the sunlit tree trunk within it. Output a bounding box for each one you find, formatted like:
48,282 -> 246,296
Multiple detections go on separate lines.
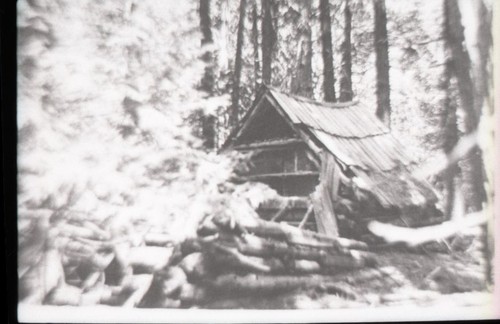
261,0 -> 276,85
252,1 -> 261,92
445,0 -> 492,284
291,0 -> 313,98
441,1 -> 460,220
229,0 -> 247,128
441,64 -> 459,219
199,0 -> 216,149
444,0 -> 486,212
319,0 -> 336,102
373,0 -> 391,127
471,0 -> 493,286
339,0 -> 353,102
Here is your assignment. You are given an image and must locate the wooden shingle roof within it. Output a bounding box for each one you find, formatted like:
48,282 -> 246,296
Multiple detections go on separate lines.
223,86 -> 438,209
266,88 -> 414,172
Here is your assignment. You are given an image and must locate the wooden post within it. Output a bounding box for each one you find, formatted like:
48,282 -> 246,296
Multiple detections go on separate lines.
270,202 -> 289,222
311,151 -> 339,236
298,205 -> 314,229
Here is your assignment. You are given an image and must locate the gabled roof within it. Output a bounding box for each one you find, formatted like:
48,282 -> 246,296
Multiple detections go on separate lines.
224,86 -> 414,172
223,86 -> 438,209
270,90 -> 388,137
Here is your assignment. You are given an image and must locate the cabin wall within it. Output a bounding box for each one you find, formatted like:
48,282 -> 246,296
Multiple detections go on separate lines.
257,207 -> 317,231
234,101 -> 297,145
241,145 -> 319,197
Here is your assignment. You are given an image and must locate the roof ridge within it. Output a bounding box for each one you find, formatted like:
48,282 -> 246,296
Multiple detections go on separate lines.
267,87 -> 359,108
303,124 -> 389,139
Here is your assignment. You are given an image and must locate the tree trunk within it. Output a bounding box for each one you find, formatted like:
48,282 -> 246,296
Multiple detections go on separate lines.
442,68 -> 460,220
339,0 -> 353,102
444,0 -> 487,212
373,0 -> 391,127
290,1 -> 313,98
252,1 -> 261,91
261,0 -> 276,85
441,5 -> 460,220
229,0 -> 247,129
472,0 -> 493,287
445,0 -> 492,285
319,0 -> 336,102
199,0 -> 216,149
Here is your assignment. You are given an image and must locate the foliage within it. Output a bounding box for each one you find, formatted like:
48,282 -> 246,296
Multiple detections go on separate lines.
17,0 -> 262,251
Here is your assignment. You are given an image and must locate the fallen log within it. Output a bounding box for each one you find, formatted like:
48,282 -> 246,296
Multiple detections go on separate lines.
208,242 -> 285,273
208,233 -> 376,273
227,233 -> 373,264
221,233 -> 333,261
367,211 -> 488,247
143,232 -> 174,247
211,215 -> 368,251
207,273 -> 356,296
210,244 -> 367,275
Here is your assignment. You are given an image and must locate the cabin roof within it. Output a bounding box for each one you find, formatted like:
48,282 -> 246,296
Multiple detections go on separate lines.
223,86 -> 438,209
270,89 -> 388,138
224,86 -> 414,172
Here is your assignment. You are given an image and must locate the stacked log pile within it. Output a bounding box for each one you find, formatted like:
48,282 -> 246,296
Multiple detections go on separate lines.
138,214 -> 378,308
19,211 -> 380,308
18,213 -> 176,307
19,211 -> 485,308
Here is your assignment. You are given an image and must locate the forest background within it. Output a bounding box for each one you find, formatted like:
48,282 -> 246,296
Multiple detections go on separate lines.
14,0 -> 495,311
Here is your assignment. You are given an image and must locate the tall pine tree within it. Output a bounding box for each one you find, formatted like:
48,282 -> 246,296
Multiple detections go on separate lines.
261,0 -> 276,85
291,0 -> 313,98
373,0 -> 391,127
339,0 -> 353,102
229,0 -> 248,128
319,0 -> 336,102
444,0 -> 486,212
199,0 -> 216,149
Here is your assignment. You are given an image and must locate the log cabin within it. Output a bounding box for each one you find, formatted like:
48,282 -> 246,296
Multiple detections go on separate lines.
221,86 -> 441,241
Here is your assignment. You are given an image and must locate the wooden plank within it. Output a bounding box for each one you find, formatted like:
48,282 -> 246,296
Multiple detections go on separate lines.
233,139 -> 304,150
311,152 -> 339,237
258,196 -> 310,210
270,202 -> 289,222
220,91 -> 268,151
298,205 -> 314,229
237,171 -> 319,181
